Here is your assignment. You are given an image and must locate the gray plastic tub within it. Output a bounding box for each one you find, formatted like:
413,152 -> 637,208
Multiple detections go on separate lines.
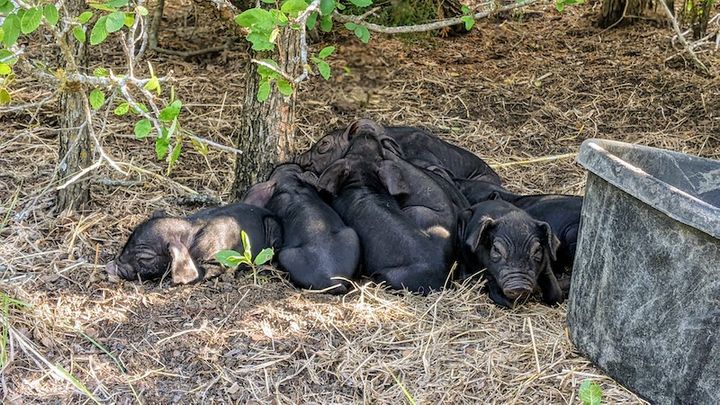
567,139 -> 720,404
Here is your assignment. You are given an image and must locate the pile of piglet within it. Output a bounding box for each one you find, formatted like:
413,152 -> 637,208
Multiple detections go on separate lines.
107,119 -> 582,308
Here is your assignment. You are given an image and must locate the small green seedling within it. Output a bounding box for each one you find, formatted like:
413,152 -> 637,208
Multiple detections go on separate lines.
214,230 -> 274,284
579,379 -> 603,405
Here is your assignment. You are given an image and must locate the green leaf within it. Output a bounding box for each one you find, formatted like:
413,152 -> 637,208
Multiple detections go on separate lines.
461,5 -> 470,14
349,0 -> 372,7
0,50 -> 17,65
136,102 -> 148,113
168,138 -> 182,166
134,118 -> 152,139
253,248 -> 274,266
104,0 -> 129,8
355,25 -> 370,43
2,14 -> 20,49
159,99 -> 182,122
241,230 -> 252,259
0,63 -> 11,76
313,58 -> 330,80
215,250 -> 246,268
90,16 -> 108,45
20,7 -> 42,34
124,13 -> 135,28
318,45 -> 335,59
246,31 -> 274,51
0,88 -> 10,105
136,5 -> 148,16
276,79 -> 293,97
72,26 -> 86,43
579,380 -> 602,405
114,102 -> 129,116
78,11 -> 94,24
234,8 -> 275,31
319,0 -> 335,15
261,0 -> 276,3
306,11 -> 317,30
89,88 -> 105,110
144,76 -> 160,95
0,0 -> 13,14
319,14 -> 332,32
155,131 -> 170,160
256,80 -> 271,102
280,0 -> 308,15
43,5 -> 59,26
93,67 -> 108,77
344,22 -> 357,30
270,9 -> 289,26
461,15 -> 474,31
105,11 -> 125,33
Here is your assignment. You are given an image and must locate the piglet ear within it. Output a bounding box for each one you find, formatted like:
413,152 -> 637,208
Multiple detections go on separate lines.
488,191 -> 502,200
538,222 -> 561,261
380,137 -> 403,158
298,171 -> 319,187
465,216 -> 494,252
317,159 -> 350,196
168,241 -> 201,284
151,210 -> 168,219
243,180 -> 276,208
377,160 -> 410,197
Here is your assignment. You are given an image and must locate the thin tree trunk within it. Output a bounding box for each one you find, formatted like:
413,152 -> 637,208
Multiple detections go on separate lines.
232,28 -> 301,198
600,0 -> 652,27
56,0 -> 91,212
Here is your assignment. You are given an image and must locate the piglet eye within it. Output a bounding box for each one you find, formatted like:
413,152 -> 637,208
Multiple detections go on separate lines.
531,244 -> 543,262
317,139 -> 332,154
490,244 -> 503,262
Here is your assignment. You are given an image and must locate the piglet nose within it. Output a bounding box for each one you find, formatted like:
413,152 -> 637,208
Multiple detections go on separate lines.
106,260 -> 118,276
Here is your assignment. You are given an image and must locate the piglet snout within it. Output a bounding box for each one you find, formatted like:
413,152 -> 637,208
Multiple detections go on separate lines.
106,260 -> 118,276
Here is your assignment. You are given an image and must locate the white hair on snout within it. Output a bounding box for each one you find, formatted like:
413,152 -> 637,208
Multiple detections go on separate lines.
426,225 -> 451,239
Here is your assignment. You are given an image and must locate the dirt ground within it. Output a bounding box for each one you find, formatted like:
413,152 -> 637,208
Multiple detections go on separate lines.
1,0 -> 719,403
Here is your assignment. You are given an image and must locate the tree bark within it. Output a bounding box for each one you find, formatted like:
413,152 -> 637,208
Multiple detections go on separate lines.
56,0 -> 92,212
599,0 -> 653,27
681,0 -> 713,38
232,27 -> 301,199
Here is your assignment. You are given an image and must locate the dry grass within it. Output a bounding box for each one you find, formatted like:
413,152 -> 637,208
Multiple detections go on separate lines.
1,0 -> 719,402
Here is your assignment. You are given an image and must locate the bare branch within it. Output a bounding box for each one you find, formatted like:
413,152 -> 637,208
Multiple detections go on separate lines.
334,0 -> 535,34
657,0 -> 713,75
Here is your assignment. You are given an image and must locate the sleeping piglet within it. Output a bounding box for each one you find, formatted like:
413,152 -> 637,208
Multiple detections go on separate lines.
243,163 -> 360,293
458,179 -> 582,275
460,199 -> 562,308
106,203 -> 282,284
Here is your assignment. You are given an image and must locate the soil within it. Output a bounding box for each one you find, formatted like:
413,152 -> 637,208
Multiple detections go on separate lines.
1,0 -> 719,403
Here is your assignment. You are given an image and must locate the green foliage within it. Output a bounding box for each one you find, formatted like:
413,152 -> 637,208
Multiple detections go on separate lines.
555,0 -> 585,12
105,11 -> 126,33
215,230 -> 275,284
114,102 -> 129,116
461,6 -> 474,30
0,63 -> 10,75
90,16 -> 109,45
43,5 -> 59,26
78,11 -> 94,24
256,80 -> 271,102
20,7 -> 42,34
344,22 -> 370,43
89,88 -> 105,110
579,380 -> 603,405
159,99 -> 182,121
134,119 -> 152,139
280,0 -> 308,16
72,27 -> 86,43
2,14 -> 19,48
349,0 -> 372,7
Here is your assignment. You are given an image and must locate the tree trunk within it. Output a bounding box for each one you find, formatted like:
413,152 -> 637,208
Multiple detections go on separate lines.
232,27 -> 301,199
56,0 -> 91,212
600,0 -> 653,27
681,0 -> 713,38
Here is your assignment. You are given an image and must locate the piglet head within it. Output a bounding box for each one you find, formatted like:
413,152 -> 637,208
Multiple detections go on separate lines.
464,209 -> 561,306
107,212 -> 201,284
